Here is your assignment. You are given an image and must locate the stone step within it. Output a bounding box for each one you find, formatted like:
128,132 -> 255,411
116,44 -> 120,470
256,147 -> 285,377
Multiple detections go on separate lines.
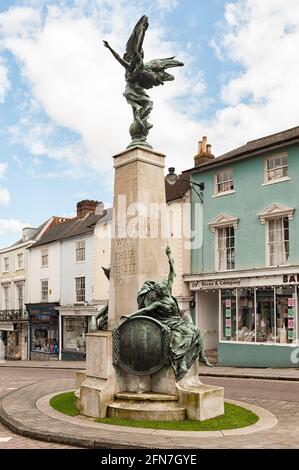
114,392 -> 178,401
107,395 -> 186,421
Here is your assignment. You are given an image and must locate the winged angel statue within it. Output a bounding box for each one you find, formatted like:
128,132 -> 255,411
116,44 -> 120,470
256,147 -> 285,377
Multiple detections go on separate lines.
103,15 -> 183,148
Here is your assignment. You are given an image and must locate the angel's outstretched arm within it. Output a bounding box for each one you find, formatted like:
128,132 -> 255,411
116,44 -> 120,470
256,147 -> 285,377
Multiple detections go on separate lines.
103,41 -> 129,69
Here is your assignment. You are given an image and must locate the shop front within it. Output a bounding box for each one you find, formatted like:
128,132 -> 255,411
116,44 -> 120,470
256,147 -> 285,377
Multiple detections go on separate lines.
0,310 -> 29,360
27,303 -> 59,360
58,305 -> 101,361
186,269 -> 299,367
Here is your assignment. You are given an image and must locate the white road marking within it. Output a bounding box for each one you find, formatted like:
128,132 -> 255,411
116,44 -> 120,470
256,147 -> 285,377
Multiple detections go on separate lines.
0,437 -> 12,442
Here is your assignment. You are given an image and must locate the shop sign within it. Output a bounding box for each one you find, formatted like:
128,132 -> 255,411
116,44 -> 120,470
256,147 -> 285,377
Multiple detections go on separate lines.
1,269 -> 25,281
190,272 -> 299,290
283,274 -> 299,284
191,279 -> 241,290
0,322 -> 14,331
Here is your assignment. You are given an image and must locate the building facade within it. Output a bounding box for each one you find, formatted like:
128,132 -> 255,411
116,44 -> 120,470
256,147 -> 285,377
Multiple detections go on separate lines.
0,220 -> 62,360
27,200 -> 110,361
185,128 -> 299,367
165,173 -> 193,317
58,204 -> 112,360
27,238 -> 61,360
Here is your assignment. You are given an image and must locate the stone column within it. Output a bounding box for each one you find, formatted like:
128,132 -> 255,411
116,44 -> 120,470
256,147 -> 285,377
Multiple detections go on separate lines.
108,145 -> 169,327
77,145 -> 170,417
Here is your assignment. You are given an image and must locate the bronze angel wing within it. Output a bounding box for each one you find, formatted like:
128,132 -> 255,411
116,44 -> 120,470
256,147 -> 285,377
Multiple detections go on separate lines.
123,15 -> 149,64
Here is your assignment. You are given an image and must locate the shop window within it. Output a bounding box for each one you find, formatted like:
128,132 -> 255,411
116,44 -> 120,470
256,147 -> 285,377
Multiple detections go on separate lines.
217,226 -> 235,271
63,316 -> 88,353
265,153 -> 288,183
215,169 -> 234,194
41,280 -> 49,303
41,249 -> 48,267
31,315 -> 59,355
237,289 -> 255,342
256,287 -> 275,343
276,286 -> 296,344
268,217 -> 289,266
75,277 -> 86,303
76,240 -> 86,262
221,289 -> 237,341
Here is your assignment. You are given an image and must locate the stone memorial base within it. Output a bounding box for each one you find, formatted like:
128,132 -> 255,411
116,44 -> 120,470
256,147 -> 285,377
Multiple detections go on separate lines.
75,332 -> 224,421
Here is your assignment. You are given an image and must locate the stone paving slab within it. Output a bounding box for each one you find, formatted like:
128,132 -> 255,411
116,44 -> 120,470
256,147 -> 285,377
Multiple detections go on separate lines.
1,360 -> 299,382
0,360 -> 85,370
199,365 -> 299,381
1,378 -> 295,449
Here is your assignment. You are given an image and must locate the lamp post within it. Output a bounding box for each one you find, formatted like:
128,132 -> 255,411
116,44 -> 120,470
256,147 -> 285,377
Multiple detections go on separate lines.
165,167 -> 205,203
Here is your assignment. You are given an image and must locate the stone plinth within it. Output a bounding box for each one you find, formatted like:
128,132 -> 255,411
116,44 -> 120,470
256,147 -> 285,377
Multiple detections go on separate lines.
176,363 -> 224,421
77,331 -> 117,418
108,146 -> 169,327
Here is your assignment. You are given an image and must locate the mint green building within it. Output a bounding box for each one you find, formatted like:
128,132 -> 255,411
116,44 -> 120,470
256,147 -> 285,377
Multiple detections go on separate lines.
184,128 -> 299,367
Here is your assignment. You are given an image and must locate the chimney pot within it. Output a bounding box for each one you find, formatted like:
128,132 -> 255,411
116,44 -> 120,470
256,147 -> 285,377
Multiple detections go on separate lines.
202,136 -> 207,153
194,135 -> 214,166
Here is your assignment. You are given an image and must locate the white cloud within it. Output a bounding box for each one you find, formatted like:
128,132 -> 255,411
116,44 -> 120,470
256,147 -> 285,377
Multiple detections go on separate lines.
0,162 -> 7,178
0,218 -> 27,237
206,0 -> 299,154
0,187 -> 10,205
154,0 -> 178,12
0,58 -> 9,103
0,0 -> 299,177
0,1 -> 205,174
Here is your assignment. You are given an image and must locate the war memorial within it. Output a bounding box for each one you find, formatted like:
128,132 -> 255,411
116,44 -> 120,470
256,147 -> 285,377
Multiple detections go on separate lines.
75,15 -> 224,422
0,15 -> 281,452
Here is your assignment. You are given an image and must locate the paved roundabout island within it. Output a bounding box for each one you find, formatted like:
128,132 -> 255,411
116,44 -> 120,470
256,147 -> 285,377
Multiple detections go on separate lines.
0,376 -> 283,449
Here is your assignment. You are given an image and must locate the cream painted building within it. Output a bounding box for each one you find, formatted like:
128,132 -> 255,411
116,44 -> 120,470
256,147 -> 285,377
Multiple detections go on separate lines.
165,173 -> 193,317
0,219 -> 62,360
92,208 -> 112,305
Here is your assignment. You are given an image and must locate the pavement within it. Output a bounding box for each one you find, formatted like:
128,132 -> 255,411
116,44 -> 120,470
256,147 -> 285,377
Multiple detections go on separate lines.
1,360 -> 299,381
0,367 -> 299,449
1,368 -> 299,448
0,360 -> 85,370
0,367 -> 78,448
0,379 -> 281,449
198,364 -> 299,381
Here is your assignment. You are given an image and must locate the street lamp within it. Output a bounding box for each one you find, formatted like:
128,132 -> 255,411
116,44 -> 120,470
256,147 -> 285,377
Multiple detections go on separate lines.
166,167 -> 205,203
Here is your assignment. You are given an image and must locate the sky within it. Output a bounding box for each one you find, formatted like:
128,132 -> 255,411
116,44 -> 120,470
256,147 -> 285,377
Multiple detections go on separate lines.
0,0 -> 299,247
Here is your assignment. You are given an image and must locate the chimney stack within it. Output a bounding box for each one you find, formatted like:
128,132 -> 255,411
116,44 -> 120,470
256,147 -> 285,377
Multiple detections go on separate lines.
194,135 -> 214,166
77,200 -> 100,219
